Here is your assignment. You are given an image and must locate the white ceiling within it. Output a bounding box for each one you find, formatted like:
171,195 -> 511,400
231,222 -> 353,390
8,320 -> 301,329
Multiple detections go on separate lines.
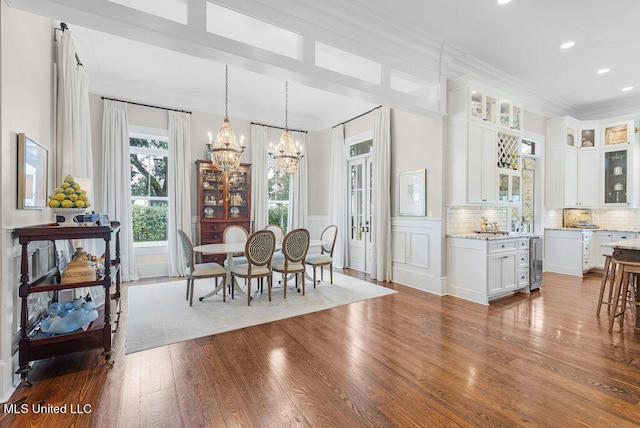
9,0 -> 640,131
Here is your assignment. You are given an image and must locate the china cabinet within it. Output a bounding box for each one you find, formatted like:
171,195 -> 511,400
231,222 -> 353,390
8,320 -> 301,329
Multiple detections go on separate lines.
196,160 -> 251,264
14,222 -> 121,385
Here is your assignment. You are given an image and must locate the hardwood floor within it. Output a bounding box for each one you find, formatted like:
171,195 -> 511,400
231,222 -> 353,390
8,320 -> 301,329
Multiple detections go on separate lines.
2,270 -> 640,427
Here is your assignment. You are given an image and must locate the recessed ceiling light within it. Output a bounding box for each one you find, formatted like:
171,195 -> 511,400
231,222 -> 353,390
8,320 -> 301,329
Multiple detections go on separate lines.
560,41 -> 575,49
622,86 -> 634,92
596,68 -> 610,74
497,0 -> 512,4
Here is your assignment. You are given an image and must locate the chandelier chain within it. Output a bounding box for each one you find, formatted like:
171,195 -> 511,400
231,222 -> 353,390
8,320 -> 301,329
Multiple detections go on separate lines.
285,80 -> 288,129
225,65 -> 229,117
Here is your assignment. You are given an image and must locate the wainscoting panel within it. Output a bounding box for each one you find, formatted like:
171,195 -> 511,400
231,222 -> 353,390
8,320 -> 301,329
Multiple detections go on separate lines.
391,217 -> 444,295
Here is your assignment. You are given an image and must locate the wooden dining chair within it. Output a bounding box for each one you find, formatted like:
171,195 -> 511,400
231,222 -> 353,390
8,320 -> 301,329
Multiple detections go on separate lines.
265,224 -> 286,263
305,225 -> 338,286
231,230 -> 276,306
223,225 -> 249,268
273,228 -> 310,297
178,230 -> 227,305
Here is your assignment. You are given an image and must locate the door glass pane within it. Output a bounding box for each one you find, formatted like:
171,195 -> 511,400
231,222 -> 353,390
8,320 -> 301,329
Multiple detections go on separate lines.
511,176 -> 520,202
499,173 -> 509,201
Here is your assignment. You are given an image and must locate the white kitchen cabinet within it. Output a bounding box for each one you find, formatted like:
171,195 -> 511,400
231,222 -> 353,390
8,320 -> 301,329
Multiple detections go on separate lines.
591,231 -> 637,269
547,115 -> 638,208
544,229 -> 589,276
448,79 -> 522,206
602,142 -> 636,207
577,148 -> 599,207
546,117 -> 599,208
448,237 -> 527,305
592,231 -> 612,269
467,123 -> 497,203
517,238 -> 530,288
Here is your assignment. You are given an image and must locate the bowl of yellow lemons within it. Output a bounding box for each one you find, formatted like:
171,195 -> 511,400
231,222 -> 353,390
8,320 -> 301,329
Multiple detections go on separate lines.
48,175 -> 92,226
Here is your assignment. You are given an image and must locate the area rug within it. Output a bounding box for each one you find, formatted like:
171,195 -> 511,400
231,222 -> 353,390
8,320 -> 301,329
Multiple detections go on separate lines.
126,272 -> 396,354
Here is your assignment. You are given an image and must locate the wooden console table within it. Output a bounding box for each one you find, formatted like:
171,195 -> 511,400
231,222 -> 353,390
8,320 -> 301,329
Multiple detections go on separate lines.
14,221 -> 121,385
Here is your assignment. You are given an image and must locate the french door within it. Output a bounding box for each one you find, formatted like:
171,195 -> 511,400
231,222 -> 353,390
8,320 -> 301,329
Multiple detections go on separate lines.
348,156 -> 373,273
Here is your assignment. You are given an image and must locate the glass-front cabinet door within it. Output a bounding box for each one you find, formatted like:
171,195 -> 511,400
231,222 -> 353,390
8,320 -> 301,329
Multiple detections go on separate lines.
511,106 -> 522,131
201,169 -> 225,219
511,175 -> 521,202
604,149 -> 628,205
227,169 -> 249,220
499,100 -> 511,128
470,90 -> 484,120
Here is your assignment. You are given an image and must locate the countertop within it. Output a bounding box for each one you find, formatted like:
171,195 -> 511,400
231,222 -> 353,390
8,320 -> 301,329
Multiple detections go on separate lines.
448,232 -> 541,240
603,238 -> 640,250
545,227 -> 640,233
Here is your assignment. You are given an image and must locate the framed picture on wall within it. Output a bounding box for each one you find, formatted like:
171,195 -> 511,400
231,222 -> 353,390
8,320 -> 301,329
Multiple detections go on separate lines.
398,169 -> 426,216
17,133 -> 48,209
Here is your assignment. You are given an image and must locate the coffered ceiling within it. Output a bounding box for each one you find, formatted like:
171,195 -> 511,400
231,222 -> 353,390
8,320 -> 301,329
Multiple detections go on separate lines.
7,0 -> 640,131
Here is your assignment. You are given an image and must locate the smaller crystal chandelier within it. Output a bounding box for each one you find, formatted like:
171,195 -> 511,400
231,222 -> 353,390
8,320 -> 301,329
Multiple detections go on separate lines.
208,65 -> 245,172
271,81 -> 303,175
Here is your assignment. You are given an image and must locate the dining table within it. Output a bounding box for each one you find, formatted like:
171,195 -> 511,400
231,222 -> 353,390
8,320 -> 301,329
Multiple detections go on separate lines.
603,238 -> 640,328
193,239 -> 327,301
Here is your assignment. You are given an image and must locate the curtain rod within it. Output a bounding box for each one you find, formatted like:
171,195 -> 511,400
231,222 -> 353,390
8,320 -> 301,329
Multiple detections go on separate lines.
55,23 -> 83,67
332,105 -> 382,129
101,97 -> 192,114
250,122 -> 307,134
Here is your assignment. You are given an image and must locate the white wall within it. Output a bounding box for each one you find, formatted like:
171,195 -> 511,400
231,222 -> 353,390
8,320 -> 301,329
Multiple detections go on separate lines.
0,4 -> 55,402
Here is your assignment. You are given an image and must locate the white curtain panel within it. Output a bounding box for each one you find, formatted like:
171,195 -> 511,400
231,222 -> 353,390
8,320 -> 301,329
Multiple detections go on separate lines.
167,111 -> 192,276
328,125 -> 348,269
55,29 -> 92,184
250,124 -> 269,232
287,130 -> 308,231
101,100 -> 139,282
56,30 -> 95,261
372,107 -> 392,281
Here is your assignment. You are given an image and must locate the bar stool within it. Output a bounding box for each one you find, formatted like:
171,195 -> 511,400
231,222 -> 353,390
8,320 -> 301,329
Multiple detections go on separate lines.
597,254 -> 618,316
608,259 -> 640,333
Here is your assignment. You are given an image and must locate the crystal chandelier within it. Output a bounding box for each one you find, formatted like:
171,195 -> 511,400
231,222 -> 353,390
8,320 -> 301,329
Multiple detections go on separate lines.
271,81 -> 303,175
209,65 -> 245,172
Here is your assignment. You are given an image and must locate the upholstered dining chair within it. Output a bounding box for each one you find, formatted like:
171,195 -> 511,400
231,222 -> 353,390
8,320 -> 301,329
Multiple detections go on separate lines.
231,230 -> 276,306
305,225 -> 338,286
265,224 -> 286,263
272,228 -> 310,297
223,225 -> 249,268
178,230 -> 227,305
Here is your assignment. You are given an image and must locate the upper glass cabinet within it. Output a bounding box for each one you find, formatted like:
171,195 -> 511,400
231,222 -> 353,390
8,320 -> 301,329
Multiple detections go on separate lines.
603,149 -> 628,205
468,88 -> 522,131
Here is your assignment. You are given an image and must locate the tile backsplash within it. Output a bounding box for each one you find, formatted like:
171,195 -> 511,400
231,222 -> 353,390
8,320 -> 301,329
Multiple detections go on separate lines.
545,208 -> 640,231
447,206 -> 508,235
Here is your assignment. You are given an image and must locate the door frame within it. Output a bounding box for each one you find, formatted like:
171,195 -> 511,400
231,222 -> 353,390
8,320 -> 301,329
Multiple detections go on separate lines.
346,130 -> 374,273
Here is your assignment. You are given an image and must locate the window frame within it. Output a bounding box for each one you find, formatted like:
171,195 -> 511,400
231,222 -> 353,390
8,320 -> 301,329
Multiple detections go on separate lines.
129,126 -> 170,247
267,155 -> 290,231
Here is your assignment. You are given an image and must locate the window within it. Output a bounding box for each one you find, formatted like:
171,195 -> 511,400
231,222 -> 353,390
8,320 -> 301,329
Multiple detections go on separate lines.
522,139 -> 536,155
130,131 -> 169,243
267,159 -> 289,231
